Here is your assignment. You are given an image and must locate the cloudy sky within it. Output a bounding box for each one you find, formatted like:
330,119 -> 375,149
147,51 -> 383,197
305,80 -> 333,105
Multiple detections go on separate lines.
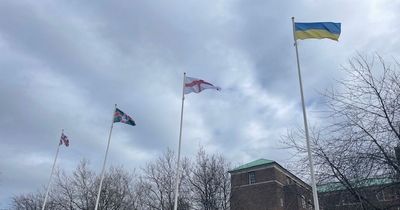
1,0 -> 400,208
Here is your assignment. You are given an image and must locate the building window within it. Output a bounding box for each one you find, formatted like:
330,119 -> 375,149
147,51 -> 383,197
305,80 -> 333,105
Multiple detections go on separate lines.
307,199 -> 312,210
286,176 -> 292,184
336,193 -> 361,206
377,188 -> 400,201
376,191 -> 384,201
301,195 -> 306,209
248,171 -> 256,184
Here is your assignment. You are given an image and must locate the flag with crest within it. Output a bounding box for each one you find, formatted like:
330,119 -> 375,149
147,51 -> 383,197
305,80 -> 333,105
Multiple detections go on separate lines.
114,108 -> 136,126
59,133 -> 69,147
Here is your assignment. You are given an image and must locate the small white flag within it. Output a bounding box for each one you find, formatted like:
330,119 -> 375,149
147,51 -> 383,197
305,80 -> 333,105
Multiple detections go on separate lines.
184,76 -> 221,94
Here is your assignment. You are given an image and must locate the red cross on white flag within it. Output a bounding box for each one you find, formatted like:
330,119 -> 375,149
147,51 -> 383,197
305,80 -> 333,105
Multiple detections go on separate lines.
184,76 -> 221,94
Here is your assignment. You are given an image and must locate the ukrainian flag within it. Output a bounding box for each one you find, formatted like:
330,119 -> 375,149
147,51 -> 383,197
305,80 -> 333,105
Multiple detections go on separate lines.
295,22 -> 341,41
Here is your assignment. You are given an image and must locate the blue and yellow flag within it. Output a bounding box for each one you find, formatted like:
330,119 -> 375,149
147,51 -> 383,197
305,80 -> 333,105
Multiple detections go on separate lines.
295,22 -> 341,41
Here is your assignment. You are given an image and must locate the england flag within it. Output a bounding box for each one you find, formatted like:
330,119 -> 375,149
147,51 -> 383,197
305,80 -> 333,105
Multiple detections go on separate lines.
184,76 -> 221,94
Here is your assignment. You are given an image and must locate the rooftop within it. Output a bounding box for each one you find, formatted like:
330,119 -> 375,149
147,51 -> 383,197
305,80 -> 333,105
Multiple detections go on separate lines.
229,158 -> 275,173
317,178 -> 398,193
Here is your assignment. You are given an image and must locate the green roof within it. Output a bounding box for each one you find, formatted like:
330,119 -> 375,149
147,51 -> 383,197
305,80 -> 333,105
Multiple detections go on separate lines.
229,159 -> 275,173
317,178 -> 397,193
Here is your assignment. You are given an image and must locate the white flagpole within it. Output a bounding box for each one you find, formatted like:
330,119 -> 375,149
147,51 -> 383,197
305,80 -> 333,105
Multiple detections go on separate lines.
173,72 -> 186,210
41,129 -> 63,210
291,17 -> 320,210
94,104 -> 117,210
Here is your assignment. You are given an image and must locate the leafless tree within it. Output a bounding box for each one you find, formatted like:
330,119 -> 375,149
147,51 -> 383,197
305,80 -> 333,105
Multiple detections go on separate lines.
188,147 -> 230,210
12,148 -> 232,210
283,54 -> 400,209
12,193 -> 44,210
139,149 -> 191,210
51,160 -> 97,209
95,167 -> 138,210
12,160 -> 140,210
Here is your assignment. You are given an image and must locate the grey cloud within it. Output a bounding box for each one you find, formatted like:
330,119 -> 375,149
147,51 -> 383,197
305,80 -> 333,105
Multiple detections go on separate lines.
1,0 -> 400,208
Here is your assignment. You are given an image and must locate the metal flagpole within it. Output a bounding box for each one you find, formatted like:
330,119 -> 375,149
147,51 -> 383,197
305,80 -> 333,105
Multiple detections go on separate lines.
41,129 -> 63,210
291,17 -> 320,210
173,72 -> 186,210
94,104 -> 117,210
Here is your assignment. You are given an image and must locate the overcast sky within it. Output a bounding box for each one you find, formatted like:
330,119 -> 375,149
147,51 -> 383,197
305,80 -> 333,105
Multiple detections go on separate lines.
1,0 -> 400,208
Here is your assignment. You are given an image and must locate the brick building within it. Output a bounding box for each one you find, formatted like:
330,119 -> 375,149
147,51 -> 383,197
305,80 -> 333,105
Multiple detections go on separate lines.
318,178 -> 400,210
229,159 -> 400,210
229,159 -> 313,210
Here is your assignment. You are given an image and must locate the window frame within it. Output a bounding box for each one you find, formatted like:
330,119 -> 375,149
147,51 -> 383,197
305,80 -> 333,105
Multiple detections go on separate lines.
248,171 -> 256,184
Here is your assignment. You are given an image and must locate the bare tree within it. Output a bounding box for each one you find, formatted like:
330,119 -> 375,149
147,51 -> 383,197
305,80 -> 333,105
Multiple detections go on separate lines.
12,160 -> 139,210
12,193 -> 44,210
283,54 -> 400,209
139,149 -> 191,210
188,147 -> 230,210
51,159 -> 97,209
11,149 -> 232,210
95,167 -> 138,210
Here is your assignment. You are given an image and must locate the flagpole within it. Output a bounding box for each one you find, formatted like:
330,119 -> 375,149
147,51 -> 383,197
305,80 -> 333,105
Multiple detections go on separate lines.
173,72 -> 186,210
95,104 -> 117,210
41,129 -> 63,210
291,17 -> 320,210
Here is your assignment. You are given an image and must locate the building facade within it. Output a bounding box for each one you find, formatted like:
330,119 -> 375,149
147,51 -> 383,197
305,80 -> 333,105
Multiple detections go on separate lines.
229,159 -> 313,210
318,179 -> 400,210
229,159 -> 400,210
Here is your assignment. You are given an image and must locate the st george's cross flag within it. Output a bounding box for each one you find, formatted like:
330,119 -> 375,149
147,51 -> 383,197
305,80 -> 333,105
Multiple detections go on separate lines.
59,133 -> 70,147
114,108 -> 136,126
184,76 -> 221,94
